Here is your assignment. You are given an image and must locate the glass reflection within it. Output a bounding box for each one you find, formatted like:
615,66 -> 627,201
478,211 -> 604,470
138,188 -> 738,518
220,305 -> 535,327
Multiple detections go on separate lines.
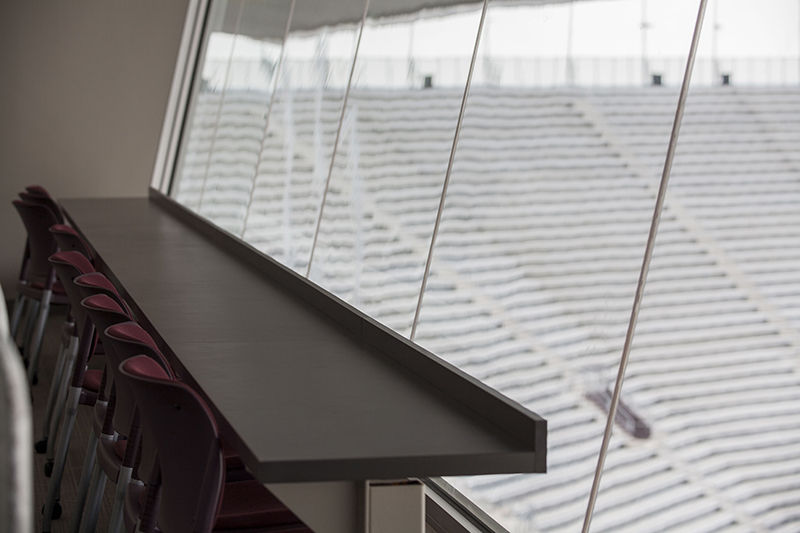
240,0 -> 364,274
171,0 -> 242,210
173,0 -> 291,235
169,0 -> 800,531
197,0 -> 290,235
307,5 -> 485,336
414,0 -> 694,531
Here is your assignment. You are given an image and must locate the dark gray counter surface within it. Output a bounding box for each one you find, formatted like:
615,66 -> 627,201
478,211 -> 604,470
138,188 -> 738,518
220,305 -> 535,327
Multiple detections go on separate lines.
61,192 -> 546,482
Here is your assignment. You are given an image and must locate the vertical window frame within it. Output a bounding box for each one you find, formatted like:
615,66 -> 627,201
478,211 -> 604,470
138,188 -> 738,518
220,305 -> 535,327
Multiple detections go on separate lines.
151,0 -> 211,195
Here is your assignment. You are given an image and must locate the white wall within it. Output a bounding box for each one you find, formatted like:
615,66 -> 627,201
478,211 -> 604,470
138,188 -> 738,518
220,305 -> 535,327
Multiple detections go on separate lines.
0,0 -> 189,296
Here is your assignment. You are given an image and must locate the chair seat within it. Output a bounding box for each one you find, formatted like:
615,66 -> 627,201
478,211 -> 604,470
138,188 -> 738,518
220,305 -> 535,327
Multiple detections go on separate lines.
17,280 -> 70,304
108,322 -> 160,349
124,479 -> 308,532
78,369 -> 103,406
99,432 -> 244,484
83,368 -> 103,392
222,441 -> 244,471
220,441 -> 252,483
30,279 -> 65,293
215,480 -> 303,530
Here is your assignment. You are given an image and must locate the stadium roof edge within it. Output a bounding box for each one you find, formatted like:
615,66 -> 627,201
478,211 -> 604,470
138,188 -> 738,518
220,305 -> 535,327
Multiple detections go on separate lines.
230,0 -> 589,41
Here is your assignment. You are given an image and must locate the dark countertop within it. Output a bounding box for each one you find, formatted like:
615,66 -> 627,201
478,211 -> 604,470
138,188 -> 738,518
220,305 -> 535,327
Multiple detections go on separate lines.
61,192 -> 546,482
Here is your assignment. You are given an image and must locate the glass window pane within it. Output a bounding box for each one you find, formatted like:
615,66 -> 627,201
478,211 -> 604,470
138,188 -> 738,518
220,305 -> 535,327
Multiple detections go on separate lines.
240,0 -> 364,274
171,0 -> 240,209
413,0 -> 696,531
307,5 -> 484,336
167,0 -> 800,531
172,0 -> 291,235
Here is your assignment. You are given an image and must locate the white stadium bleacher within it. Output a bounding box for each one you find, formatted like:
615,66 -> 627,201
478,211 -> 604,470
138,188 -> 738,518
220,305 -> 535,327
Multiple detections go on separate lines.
173,84 -> 800,532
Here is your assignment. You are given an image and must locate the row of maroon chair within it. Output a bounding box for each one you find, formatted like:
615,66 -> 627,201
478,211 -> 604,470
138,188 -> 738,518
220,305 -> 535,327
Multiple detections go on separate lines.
12,187 -> 313,532
9,187 -> 70,385
46,250 -> 135,532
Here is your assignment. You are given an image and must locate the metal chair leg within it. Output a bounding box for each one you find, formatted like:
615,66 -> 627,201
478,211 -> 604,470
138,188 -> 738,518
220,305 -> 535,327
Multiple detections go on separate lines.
9,293 -> 27,339
35,337 -> 65,453
42,385 -> 81,532
13,297 -> 32,348
44,338 -> 79,474
108,465 -> 133,533
67,432 -> 99,533
79,459 -> 108,533
21,299 -> 40,355
38,333 -> 73,451
27,288 -> 53,383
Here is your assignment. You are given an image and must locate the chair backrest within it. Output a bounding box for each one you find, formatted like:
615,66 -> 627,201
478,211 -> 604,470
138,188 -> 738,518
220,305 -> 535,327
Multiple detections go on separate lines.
16,241 -> 31,286
102,322 -> 173,439
15,186 -> 62,284
25,185 -> 53,197
0,285 -> 33,532
18,191 -> 64,224
48,251 -> 96,331
50,224 -> 92,259
80,295 -> 130,344
79,295 -> 133,432
74,273 -> 131,317
13,200 -> 60,287
118,356 -> 224,533
104,322 -> 169,372
91,316 -> 171,446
